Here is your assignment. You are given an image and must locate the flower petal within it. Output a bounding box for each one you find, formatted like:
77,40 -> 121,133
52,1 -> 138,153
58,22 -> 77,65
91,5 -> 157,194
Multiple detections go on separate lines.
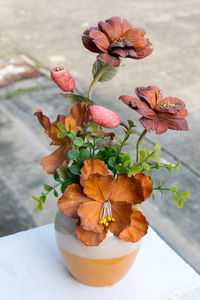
70,102 -> 89,127
134,173 -> 153,200
84,174 -> 114,202
105,16 -> 123,40
132,47 -> 153,59
97,53 -> 120,67
58,184 -> 90,218
78,201 -> 104,233
76,220 -> 107,246
80,159 -> 110,186
82,35 -> 102,53
125,31 -> 148,50
119,95 -> 156,118
119,207 -> 148,243
157,97 -> 188,119
89,30 -> 110,52
34,109 -> 51,131
166,118 -> 189,131
140,117 -> 168,134
109,201 -> 132,236
41,145 -> 70,174
65,115 -> 77,131
98,21 -> 116,42
109,174 -> 145,205
136,86 -> 163,109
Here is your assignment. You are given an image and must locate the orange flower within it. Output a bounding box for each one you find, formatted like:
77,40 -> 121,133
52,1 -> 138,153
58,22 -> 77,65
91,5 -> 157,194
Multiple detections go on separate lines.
58,159 -> 152,246
34,103 -> 89,174
120,86 -> 189,134
82,16 -> 153,67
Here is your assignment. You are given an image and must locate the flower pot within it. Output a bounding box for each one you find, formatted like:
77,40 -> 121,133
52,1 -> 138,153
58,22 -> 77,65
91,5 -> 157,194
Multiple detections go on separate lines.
54,210 -> 140,287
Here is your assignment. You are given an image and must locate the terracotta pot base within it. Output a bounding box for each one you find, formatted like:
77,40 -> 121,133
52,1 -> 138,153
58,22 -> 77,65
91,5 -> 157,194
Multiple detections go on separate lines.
59,247 -> 139,287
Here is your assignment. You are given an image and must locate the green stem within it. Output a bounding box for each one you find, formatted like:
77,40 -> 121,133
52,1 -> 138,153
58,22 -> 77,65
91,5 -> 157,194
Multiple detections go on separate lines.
136,129 -> 147,162
153,187 -> 170,191
88,64 -> 110,99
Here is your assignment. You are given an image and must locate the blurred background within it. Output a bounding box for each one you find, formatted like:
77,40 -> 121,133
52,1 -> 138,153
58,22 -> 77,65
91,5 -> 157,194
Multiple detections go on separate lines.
0,0 -> 199,272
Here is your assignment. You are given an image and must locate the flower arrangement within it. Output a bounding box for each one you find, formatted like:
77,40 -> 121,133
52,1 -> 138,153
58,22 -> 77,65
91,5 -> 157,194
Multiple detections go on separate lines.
33,16 -> 189,247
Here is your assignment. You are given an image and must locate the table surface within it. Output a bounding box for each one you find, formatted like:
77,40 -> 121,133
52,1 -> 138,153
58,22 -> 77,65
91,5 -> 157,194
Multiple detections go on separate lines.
0,224 -> 200,300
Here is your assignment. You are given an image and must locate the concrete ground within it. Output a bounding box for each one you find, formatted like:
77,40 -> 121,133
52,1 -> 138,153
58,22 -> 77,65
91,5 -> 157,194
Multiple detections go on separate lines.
0,0 -> 200,272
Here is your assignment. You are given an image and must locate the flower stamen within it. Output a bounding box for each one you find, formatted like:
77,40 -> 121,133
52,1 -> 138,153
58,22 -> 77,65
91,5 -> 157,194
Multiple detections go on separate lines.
99,201 -> 115,227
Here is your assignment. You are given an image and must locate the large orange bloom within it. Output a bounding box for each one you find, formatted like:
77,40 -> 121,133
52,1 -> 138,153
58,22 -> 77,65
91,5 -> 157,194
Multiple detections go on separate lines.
120,86 -> 189,134
58,159 -> 152,246
82,16 -> 153,67
34,103 -> 89,174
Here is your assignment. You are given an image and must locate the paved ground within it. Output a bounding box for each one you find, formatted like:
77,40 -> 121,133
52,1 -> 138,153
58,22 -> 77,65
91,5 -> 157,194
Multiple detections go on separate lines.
0,0 -> 200,272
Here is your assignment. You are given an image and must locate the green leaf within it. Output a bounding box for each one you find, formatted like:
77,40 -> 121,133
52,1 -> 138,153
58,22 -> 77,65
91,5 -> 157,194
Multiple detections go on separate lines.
180,192 -> 190,197
57,131 -> 68,138
167,166 -> 172,174
151,153 -> 160,160
128,169 -> 133,177
69,130 -> 77,139
54,172 -> 60,182
122,153 -> 131,163
92,60 -> 118,82
74,137 -> 83,147
69,164 -> 80,175
124,160 -> 131,168
32,195 -> 39,202
91,124 -> 98,133
39,195 -> 46,204
77,126 -> 84,134
108,157 -> 116,168
79,149 -> 90,160
159,179 -> 163,188
132,164 -> 142,174
43,184 -> 53,192
154,144 -> 161,152
140,150 -> 146,161
37,202 -> 43,210
177,201 -> 184,208
128,120 -> 135,127
54,189 -> 59,197
57,122 -> 64,131
143,147 -> 149,156
152,193 -> 155,201
142,162 -> 150,171
67,149 -> 79,160
59,93 -> 92,105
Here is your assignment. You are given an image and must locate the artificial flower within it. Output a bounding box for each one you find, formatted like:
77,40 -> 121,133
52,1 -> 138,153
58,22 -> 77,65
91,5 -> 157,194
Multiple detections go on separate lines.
82,16 -> 153,67
51,67 -> 75,92
89,105 -> 120,128
34,103 -> 89,174
58,159 -> 152,246
120,86 -> 189,134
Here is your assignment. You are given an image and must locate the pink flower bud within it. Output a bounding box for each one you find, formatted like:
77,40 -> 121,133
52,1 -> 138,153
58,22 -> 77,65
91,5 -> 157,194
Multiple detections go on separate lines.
89,105 -> 120,128
51,67 -> 75,92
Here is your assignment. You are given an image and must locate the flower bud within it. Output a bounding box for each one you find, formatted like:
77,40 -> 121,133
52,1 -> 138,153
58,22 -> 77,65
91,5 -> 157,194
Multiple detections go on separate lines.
51,67 -> 75,92
89,105 -> 120,128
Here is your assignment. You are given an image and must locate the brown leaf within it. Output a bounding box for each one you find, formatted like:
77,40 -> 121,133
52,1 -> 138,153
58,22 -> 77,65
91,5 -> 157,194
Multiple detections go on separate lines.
58,184 -> 90,218
78,201 -> 104,233
134,173 -> 153,200
119,207 -> 148,242
76,220 -> 107,246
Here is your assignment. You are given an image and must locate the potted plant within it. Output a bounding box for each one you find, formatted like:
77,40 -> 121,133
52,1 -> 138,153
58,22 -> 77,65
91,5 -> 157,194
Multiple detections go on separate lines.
33,16 -> 189,287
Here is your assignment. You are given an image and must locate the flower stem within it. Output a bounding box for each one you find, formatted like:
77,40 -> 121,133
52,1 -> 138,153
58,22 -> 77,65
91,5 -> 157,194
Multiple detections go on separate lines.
88,64 -> 110,99
136,129 -> 147,162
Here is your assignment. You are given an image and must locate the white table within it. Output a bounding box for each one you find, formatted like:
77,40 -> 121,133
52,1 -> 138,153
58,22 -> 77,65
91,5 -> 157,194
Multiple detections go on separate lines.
0,224 -> 200,300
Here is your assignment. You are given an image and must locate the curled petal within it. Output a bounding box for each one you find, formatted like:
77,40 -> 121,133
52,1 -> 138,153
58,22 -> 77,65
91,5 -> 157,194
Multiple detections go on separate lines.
132,47 -> 153,59
48,124 -> 66,145
166,118 -> 189,131
140,117 -> 168,134
80,159 -> 110,186
76,220 -> 107,246
70,102 -> 89,127
97,53 -> 120,67
110,174 -> 145,205
119,207 -> 148,243
119,95 -> 156,118
34,110 -> 51,131
82,35 -> 102,53
109,201 -> 132,236
98,21 -> 116,42
78,201 -> 104,233
84,174 -> 114,202
58,184 -> 90,218
136,86 -> 163,109
41,145 -> 70,174
89,30 -> 110,52
106,16 -> 123,40
157,97 -> 188,119
134,173 -> 153,200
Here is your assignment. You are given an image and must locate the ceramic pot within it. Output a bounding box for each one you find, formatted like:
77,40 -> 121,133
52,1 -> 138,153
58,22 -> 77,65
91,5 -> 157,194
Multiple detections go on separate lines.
54,210 -> 140,287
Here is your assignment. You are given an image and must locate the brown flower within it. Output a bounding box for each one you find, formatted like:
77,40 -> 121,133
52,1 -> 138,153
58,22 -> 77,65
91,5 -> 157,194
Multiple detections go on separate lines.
34,103 -> 89,174
58,159 -> 152,246
120,86 -> 189,134
82,16 -> 153,67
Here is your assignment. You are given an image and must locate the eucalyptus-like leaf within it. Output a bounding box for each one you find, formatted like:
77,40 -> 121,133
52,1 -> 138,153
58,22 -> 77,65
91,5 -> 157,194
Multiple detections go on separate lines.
69,164 -> 80,175
59,93 -> 92,105
108,157 -> 116,168
92,60 -> 118,82
67,149 -> 79,160
79,149 -> 90,160
154,144 -> 161,152
43,184 -> 53,192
